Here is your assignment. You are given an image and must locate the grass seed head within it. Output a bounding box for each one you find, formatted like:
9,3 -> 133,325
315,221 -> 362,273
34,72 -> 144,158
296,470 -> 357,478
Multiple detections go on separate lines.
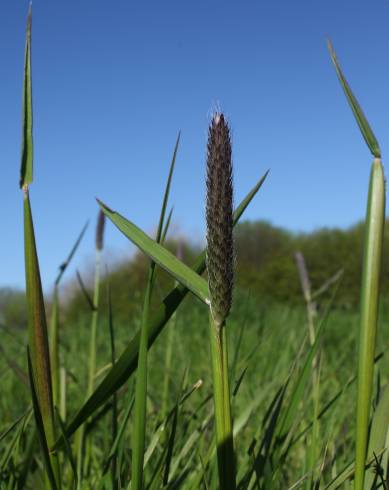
206,112 -> 234,326
96,209 -> 106,251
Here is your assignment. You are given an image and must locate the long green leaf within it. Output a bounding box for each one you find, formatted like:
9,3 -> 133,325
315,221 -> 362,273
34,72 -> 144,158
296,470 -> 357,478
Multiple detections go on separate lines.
355,159 -> 386,489
24,177 -> 60,489
0,409 -> 31,444
24,194 -> 56,445
156,132 -> 180,243
55,220 -> 89,286
56,170 -> 269,445
20,5 -> 33,189
0,407 -> 30,474
97,200 -> 209,304
131,271 -> 153,490
327,40 -> 381,158
27,349 -> 58,490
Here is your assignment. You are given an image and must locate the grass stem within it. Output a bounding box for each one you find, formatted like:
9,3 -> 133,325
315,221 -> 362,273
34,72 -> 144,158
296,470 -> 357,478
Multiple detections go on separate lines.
354,157 -> 385,490
209,313 -> 235,490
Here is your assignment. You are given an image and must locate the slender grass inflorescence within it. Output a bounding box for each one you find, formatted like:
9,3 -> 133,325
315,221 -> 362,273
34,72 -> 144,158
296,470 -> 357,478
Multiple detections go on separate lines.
88,209 -> 105,398
206,113 -> 234,327
328,41 -> 386,490
206,113 -> 236,490
96,208 -> 106,252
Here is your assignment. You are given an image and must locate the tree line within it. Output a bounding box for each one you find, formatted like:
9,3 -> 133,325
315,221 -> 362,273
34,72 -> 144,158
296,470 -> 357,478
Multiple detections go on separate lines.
3,218 -> 389,329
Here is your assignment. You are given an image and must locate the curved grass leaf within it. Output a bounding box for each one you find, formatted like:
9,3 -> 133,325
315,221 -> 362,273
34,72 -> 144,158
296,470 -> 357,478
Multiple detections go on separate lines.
56,170 -> 269,445
55,220 -> 89,286
327,40 -> 381,158
24,194 -> 56,443
0,409 -> 31,444
97,199 -> 209,304
24,190 -> 60,486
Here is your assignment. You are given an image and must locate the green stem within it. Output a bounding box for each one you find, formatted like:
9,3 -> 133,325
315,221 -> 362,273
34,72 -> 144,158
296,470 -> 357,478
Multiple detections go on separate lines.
88,249 -> 101,397
49,287 -> 60,410
209,312 -> 235,490
76,248 -> 101,485
131,265 -> 154,490
354,158 -> 385,490
161,310 -> 176,420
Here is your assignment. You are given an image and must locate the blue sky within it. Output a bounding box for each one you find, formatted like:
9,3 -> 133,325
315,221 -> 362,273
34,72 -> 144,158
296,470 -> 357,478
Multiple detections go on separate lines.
2,0 -> 389,291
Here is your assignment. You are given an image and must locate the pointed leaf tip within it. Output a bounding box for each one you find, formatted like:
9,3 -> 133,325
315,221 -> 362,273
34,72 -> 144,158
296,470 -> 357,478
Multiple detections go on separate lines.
96,198 -> 115,214
20,6 -> 33,189
327,40 -> 381,158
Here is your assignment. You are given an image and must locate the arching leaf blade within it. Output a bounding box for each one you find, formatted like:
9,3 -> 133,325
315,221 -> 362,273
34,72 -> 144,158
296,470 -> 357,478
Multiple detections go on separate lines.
327,40 -> 381,158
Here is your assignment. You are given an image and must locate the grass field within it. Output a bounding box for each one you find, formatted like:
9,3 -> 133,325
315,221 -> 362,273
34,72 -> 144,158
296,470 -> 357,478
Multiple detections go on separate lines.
3,289 -> 389,489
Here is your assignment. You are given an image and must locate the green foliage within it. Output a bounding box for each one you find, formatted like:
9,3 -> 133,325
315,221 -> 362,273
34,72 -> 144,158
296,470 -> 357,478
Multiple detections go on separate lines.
0,288 -> 28,329
64,220 -> 389,324
236,219 -> 389,308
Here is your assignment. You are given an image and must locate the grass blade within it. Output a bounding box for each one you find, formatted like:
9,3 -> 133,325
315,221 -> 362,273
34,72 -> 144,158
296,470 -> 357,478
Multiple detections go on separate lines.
20,9 -> 60,483
0,409 -> 31,445
50,223 -> 88,417
19,5 -> 33,189
76,270 -> 96,311
131,271 -> 153,490
27,349 -> 58,490
327,40 -> 381,158
107,279 -> 118,489
55,221 -> 89,286
156,131 -> 180,242
328,41 -> 386,489
24,192 -> 60,484
97,199 -> 209,304
355,158 -> 385,489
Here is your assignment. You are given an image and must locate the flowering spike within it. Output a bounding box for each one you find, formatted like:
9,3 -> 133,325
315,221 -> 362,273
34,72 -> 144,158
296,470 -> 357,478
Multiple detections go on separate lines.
206,113 -> 234,326
96,209 -> 106,251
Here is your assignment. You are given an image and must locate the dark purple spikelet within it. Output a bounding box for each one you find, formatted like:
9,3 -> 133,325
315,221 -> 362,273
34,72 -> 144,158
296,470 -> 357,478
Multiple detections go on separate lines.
96,209 -> 106,251
206,113 -> 234,326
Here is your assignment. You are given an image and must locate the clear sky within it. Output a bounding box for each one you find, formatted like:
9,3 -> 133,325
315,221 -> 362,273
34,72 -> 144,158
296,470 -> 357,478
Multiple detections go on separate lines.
2,0 -> 389,291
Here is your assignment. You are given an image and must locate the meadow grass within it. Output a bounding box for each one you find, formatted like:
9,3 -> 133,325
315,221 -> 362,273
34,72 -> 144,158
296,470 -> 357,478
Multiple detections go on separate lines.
4,293 -> 389,488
